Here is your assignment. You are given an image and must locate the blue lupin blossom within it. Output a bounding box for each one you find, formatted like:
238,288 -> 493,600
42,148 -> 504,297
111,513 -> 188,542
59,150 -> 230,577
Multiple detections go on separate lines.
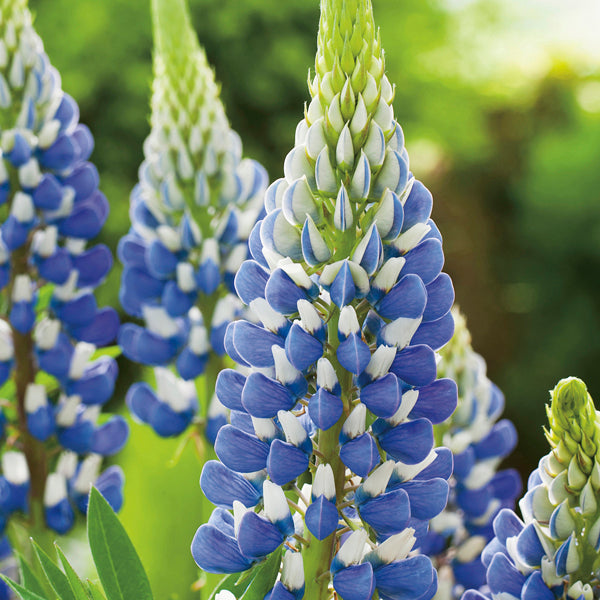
420,309 -> 521,599
0,0 -> 125,538
118,0 -> 268,440
192,1 -> 458,598
462,377 -> 600,600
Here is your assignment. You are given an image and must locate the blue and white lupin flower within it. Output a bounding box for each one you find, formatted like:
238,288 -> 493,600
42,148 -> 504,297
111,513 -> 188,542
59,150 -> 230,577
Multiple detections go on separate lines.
462,377 -> 600,600
419,309 -> 521,599
0,0 -> 125,536
118,0 -> 268,439
192,1 -> 458,598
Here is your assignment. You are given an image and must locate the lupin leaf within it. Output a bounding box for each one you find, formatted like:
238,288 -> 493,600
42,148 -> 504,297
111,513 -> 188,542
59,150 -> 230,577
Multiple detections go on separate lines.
90,345 -> 123,361
15,552 -> 47,598
86,581 -> 107,600
32,540 -> 77,600
55,545 -> 93,600
87,487 -> 153,600
0,576 -> 47,600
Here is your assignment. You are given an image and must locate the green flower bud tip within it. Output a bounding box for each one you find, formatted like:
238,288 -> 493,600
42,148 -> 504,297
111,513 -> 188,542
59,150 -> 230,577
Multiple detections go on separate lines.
546,377 -> 599,467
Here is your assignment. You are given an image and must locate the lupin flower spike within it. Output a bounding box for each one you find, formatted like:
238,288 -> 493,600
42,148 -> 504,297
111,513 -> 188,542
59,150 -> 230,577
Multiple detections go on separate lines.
462,377 -> 600,600
0,0 -> 125,544
118,0 -> 268,440
192,0 -> 458,598
420,308 -> 521,599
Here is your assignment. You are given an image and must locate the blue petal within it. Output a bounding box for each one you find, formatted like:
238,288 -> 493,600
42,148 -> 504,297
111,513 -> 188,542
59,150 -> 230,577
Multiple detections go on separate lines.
453,448 -> 475,480
390,345 -> 437,387
359,488 -> 410,535
451,558 -> 486,591
492,509 -> 524,545
249,221 -> 269,268
410,311 -> 454,351
333,563 -> 375,600
59,192 -> 108,239
472,420 -> 518,460
305,495 -> 339,540
360,374 -> 401,418
377,419 -> 433,464
242,372 -> 295,418
27,406 -> 55,441
41,256 -> 70,288
235,260 -> 269,304
340,434 -> 380,477
147,239 -> 177,278
330,261 -> 356,308
71,307 -> 120,346
6,133 -> 32,166
62,163 -> 99,201
423,274 -> 454,322
265,268 -> 309,315
216,369 -> 247,412
215,425 -> 270,473
149,403 -> 194,437
408,378 -> 458,424
417,448 -> 453,481
126,382 -> 158,424
54,292 -> 97,326
37,333 -> 74,378
200,461 -> 261,509
376,274 -> 426,320
237,511 -> 284,559
73,244 -> 112,288
521,571 -> 555,600
374,555 -> 434,599
9,301 -> 35,334
516,523 -> 545,568
67,357 -> 117,405
308,388 -> 344,431
267,439 -> 309,486
196,259 -> 221,295
176,348 -> 208,380
191,524 -> 253,574
397,478 -> 448,520
456,485 -> 492,518
487,552 -> 526,598
95,465 -> 125,513
402,239 -> 444,285
337,333 -> 371,376
91,416 -> 129,455
490,469 -> 522,502
45,498 -> 75,535
208,507 -> 235,537
402,181 -> 433,230
162,281 -> 195,317
32,174 -> 63,210
226,321 -> 284,368
481,537 -> 508,569
285,322 -> 323,371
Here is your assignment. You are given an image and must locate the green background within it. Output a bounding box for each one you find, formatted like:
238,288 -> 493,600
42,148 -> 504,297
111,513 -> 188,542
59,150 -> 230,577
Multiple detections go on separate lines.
26,0 -> 600,597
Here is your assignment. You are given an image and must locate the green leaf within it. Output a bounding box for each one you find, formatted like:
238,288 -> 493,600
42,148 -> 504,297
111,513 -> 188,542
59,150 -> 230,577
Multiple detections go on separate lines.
35,284 -> 55,313
32,540 -> 76,600
0,575 -> 47,600
0,379 -> 15,400
15,552 -> 47,598
209,548 -> 282,600
55,545 -> 92,600
34,370 -> 60,394
86,581 -> 106,600
87,487 -> 153,600
90,346 -> 122,361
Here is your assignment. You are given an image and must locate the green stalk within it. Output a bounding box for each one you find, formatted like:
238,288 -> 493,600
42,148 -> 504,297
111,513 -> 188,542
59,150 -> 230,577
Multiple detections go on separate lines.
302,306 -> 352,600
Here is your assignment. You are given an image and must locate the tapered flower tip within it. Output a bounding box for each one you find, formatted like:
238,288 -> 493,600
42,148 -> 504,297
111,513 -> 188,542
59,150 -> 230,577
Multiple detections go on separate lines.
548,377 -> 596,445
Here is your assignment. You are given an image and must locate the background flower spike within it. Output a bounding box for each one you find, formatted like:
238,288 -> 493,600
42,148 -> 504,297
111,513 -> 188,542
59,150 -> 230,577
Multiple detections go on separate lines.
118,0 -> 268,440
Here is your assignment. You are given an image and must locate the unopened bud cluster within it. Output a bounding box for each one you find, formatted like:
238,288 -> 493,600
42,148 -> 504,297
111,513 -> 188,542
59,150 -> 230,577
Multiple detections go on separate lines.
463,377 -> 600,600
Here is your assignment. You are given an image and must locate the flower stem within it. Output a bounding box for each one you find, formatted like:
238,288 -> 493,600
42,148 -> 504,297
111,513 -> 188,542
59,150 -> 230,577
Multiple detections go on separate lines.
302,306 -> 352,600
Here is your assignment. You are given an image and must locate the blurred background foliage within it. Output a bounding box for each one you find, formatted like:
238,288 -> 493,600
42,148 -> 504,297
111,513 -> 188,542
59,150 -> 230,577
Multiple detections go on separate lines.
26,0 -> 600,597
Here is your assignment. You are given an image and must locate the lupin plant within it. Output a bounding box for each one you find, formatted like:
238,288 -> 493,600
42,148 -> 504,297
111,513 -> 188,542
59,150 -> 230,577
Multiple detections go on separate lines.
0,0 -> 126,548
421,309 -> 521,599
463,377 -> 600,600
118,0 -> 268,441
192,0 -> 459,598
